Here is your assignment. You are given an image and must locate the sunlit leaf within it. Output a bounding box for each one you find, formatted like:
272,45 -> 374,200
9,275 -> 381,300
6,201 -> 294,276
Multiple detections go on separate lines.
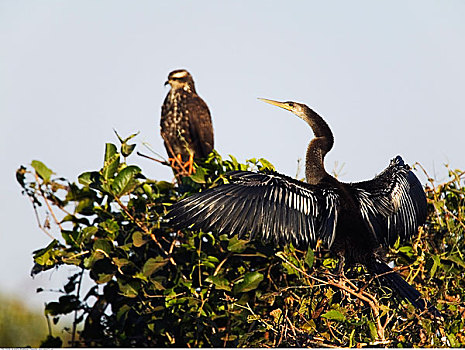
445,254 -> 465,269
112,165 -> 141,197
258,158 -> 275,171
189,167 -> 206,184
93,239 -> 112,254
79,226 -> 98,245
118,280 -> 140,298
206,276 -> 231,291
102,143 -> 120,180
227,236 -> 249,253
132,231 -> 148,247
233,271 -> 264,293
121,143 -> 137,157
142,257 -> 168,277
321,309 -> 346,322
304,248 -> 314,269
31,160 -> 53,182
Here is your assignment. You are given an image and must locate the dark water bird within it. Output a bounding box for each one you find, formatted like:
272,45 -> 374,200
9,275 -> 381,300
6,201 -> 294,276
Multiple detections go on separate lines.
167,98 -> 439,316
161,69 -> 214,176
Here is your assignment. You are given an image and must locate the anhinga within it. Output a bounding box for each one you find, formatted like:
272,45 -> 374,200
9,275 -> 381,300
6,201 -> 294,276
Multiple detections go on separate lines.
167,98 -> 439,316
161,69 -> 214,176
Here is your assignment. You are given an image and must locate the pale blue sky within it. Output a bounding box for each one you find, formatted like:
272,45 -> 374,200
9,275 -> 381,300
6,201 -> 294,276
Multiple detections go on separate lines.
1,1 -> 464,309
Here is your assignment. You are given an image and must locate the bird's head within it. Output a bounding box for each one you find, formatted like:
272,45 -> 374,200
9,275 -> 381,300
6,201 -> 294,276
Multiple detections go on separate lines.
165,69 -> 196,92
259,98 -> 309,121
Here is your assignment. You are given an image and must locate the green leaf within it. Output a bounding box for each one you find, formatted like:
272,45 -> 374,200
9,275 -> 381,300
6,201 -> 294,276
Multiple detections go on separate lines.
102,143 -> 120,180
367,320 -> 378,340
233,271 -> 264,293
304,248 -> 314,269
15,165 -> 27,187
227,236 -> 249,253
189,166 -> 206,184
446,254 -> 465,269
113,258 -> 130,268
78,171 -> 93,186
104,142 -> 117,161
258,158 -> 275,171
75,197 -> 94,214
61,230 -> 80,247
132,231 -> 148,247
33,239 -> 59,260
121,143 -> 136,157
142,257 -> 168,277
96,273 -> 114,284
323,257 -> 337,269
205,276 -> 231,291
229,155 -> 239,170
114,129 -> 139,144
31,160 -> 53,182
79,226 -> 98,244
114,130 -> 139,157
112,165 -> 141,197
446,333 -> 459,347
430,254 -> 441,278
93,239 -> 112,254
100,219 -> 120,238
398,245 -> 414,258
84,250 -> 105,268
150,279 -> 166,291
202,261 -> 216,269
34,251 -> 53,267
45,296 -> 80,316
118,280 -> 140,298
321,309 -> 346,322
349,329 -> 356,348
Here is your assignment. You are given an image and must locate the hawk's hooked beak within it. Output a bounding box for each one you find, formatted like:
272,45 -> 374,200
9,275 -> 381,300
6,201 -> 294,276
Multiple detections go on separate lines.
258,98 -> 292,111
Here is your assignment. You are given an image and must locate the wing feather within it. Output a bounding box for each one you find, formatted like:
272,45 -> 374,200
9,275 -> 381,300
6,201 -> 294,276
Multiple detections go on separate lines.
351,156 -> 427,247
187,96 -> 214,158
167,170 -> 340,247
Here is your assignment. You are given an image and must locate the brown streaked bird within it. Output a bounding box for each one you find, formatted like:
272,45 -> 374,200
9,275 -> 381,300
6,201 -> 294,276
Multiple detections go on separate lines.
161,69 -> 214,177
166,98 -> 440,317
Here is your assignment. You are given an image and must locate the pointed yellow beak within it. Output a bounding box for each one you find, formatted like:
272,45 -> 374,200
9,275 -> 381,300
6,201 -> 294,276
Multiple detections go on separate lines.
258,98 -> 292,111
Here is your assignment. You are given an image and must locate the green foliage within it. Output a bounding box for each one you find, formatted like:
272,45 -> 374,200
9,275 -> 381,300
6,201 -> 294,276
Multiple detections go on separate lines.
16,136 -> 465,347
0,294 -> 48,347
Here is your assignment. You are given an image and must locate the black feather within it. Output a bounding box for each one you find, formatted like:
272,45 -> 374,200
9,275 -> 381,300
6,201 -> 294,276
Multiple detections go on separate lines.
370,260 -> 441,317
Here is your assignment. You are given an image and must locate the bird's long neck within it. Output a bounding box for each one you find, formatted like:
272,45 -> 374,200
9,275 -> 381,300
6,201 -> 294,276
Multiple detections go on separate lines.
301,105 -> 334,184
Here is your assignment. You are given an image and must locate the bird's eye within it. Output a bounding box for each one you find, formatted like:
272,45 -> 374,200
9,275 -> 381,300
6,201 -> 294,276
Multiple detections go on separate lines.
287,102 -> 294,108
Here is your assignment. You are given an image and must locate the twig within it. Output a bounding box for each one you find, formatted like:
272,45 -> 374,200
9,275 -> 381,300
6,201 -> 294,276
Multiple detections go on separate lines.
34,171 -> 64,231
324,317 -> 341,344
113,196 -> 168,256
136,151 -> 168,164
28,195 -> 55,239
71,269 -> 84,346
276,252 -> 386,341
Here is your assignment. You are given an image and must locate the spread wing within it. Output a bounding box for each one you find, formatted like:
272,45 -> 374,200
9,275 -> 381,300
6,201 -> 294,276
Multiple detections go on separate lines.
351,156 -> 427,247
166,171 -> 340,247
187,96 -> 214,158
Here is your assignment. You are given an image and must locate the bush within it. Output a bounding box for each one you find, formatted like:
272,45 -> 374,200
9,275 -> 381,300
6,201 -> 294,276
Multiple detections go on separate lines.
17,134 -> 465,347
0,294 -> 48,347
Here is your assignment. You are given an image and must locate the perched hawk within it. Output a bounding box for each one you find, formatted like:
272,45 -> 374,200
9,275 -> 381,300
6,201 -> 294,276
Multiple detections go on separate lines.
161,69 -> 214,176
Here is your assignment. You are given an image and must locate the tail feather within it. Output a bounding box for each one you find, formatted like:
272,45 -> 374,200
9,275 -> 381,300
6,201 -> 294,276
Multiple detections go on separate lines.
370,261 -> 441,317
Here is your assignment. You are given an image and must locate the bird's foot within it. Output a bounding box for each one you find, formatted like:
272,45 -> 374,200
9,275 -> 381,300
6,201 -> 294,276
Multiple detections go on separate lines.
186,153 -> 195,175
167,154 -> 181,168
168,154 -> 195,177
